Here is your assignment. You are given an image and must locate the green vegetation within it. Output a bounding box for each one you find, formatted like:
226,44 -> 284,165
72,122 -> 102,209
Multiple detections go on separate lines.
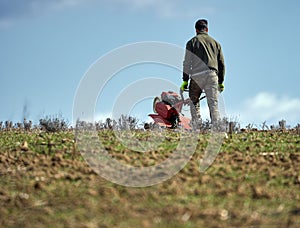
0,128 -> 300,227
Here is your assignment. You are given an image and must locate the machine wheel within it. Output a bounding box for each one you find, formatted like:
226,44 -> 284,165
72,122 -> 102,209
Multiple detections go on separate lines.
153,97 -> 161,113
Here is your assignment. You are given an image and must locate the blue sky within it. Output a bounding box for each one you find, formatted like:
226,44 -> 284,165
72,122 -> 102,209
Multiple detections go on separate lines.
1,0 -> 300,128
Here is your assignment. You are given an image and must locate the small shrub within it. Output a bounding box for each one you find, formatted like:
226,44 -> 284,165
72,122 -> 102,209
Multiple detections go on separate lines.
23,118 -> 32,131
39,115 -> 69,132
117,115 -> 139,130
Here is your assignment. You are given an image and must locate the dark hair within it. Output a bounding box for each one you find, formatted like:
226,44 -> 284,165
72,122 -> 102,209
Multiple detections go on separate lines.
195,19 -> 208,31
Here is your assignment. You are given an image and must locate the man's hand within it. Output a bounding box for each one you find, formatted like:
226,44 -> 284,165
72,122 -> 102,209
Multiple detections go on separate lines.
181,81 -> 188,91
218,84 -> 224,92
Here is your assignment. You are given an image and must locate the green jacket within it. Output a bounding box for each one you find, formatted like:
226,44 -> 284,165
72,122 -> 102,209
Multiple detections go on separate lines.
183,31 -> 225,84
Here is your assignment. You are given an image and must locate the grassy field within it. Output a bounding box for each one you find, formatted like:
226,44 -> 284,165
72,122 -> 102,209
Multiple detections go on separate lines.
0,129 -> 300,227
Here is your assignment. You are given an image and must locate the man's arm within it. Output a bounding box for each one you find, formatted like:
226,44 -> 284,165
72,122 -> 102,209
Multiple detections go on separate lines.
217,46 -> 225,84
182,40 -> 193,81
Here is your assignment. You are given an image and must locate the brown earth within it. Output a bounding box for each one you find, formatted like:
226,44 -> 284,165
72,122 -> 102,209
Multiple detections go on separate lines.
0,130 -> 300,227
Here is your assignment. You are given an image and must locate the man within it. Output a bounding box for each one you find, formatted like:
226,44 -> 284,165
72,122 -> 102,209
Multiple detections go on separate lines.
181,19 -> 225,126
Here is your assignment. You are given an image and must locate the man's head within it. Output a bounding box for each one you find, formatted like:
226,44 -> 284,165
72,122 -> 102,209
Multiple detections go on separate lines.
195,19 -> 208,33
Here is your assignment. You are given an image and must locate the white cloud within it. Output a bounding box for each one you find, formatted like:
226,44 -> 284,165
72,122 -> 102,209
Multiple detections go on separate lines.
108,0 -> 216,18
94,112 -> 112,122
228,92 -> 300,127
0,0 -> 94,20
0,0 -> 216,28
0,19 -> 13,28
35,0 -> 94,11
0,0 -> 97,28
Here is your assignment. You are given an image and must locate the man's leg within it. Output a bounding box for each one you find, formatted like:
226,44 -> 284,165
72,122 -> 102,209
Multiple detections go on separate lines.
204,73 -> 220,124
189,79 -> 202,121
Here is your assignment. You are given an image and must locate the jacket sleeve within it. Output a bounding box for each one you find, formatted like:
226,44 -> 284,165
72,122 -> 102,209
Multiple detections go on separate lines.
182,40 -> 193,81
217,45 -> 225,84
